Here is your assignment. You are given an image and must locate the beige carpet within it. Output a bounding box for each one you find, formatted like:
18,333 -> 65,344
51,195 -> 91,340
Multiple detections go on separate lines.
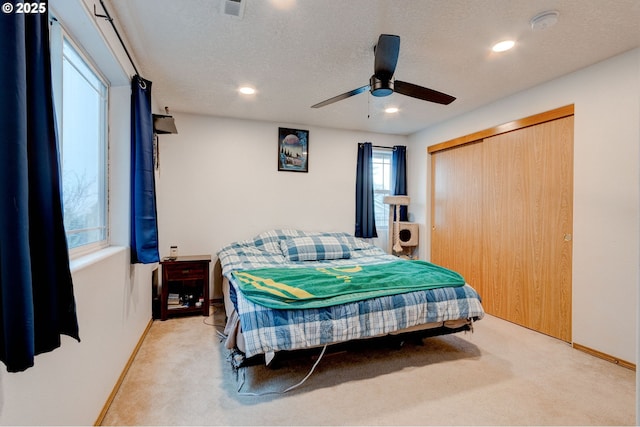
101,304 -> 635,426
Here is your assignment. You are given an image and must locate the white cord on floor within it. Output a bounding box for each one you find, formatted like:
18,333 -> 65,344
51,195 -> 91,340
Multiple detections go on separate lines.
237,345 -> 328,396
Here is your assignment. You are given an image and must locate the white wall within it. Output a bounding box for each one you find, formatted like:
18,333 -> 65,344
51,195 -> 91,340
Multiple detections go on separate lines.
408,48 -> 640,365
155,115 -> 408,297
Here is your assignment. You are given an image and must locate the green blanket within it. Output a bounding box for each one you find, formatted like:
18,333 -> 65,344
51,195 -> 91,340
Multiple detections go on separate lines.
231,260 -> 465,309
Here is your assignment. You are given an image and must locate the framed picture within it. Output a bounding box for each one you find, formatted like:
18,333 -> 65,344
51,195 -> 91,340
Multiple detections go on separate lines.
278,127 -> 309,172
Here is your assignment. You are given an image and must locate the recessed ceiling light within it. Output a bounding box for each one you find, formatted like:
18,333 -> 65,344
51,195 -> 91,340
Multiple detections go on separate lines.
385,107 -> 399,114
238,86 -> 256,95
270,0 -> 296,10
492,40 -> 515,53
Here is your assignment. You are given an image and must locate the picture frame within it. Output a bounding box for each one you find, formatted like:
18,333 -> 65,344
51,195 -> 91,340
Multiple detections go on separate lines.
278,127 -> 309,172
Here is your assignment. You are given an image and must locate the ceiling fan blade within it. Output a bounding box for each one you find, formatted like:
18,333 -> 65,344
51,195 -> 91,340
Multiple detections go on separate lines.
374,34 -> 400,80
394,80 -> 456,105
311,85 -> 370,108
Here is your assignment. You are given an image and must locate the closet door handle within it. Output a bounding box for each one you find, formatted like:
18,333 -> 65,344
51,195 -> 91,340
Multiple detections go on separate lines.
563,234 -> 572,242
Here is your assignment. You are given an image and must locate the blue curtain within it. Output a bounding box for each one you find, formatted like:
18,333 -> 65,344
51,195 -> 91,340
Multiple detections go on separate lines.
355,142 -> 378,238
0,6 -> 80,372
130,75 -> 160,264
391,145 -> 408,222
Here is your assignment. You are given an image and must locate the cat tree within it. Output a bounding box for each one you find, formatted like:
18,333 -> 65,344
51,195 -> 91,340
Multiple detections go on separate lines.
383,195 -> 417,258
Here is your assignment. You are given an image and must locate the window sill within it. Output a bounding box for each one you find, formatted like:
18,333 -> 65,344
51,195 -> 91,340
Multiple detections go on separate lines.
70,246 -> 127,273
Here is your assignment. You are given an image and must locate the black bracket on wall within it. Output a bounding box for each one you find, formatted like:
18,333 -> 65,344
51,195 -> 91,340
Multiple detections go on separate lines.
93,0 -> 142,78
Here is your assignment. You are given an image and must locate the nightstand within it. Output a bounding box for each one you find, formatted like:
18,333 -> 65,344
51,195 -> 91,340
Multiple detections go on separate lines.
160,255 -> 211,320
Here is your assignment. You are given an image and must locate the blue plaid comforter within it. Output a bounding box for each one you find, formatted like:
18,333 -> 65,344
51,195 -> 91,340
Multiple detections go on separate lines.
217,229 -> 485,358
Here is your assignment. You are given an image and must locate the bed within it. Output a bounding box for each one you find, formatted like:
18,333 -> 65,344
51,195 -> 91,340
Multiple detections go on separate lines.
217,229 -> 484,366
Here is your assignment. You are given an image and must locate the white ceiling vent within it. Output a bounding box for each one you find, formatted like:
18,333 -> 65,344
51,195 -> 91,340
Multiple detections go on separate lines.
222,0 -> 245,19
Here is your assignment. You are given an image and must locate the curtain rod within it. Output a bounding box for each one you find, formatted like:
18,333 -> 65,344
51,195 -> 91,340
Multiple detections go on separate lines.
358,143 -> 396,150
94,0 -> 141,78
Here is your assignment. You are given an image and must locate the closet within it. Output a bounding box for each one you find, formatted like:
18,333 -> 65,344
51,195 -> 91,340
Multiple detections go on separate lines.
430,106 -> 574,342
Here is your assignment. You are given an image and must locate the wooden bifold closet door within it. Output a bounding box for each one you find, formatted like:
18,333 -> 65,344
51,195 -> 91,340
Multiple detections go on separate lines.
431,109 -> 573,342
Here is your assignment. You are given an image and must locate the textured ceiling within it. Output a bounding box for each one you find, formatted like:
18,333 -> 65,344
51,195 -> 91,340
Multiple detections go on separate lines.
106,0 -> 640,135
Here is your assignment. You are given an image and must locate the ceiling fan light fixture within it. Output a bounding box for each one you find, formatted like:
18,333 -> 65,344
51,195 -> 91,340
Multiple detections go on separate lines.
238,86 -> 256,95
370,75 -> 393,97
492,40 -> 516,53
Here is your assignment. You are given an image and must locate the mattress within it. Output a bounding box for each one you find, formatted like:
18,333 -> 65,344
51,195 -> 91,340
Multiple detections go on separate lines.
217,229 -> 484,360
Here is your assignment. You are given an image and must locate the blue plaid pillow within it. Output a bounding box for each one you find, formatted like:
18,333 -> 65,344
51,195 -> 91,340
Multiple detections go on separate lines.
248,229 -> 304,254
280,235 -> 351,261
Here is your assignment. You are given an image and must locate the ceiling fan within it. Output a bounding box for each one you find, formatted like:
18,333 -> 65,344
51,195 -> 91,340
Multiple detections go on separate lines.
311,34 -> 456,109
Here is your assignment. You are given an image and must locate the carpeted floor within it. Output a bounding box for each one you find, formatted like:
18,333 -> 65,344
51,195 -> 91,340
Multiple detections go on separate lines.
101,304 -> 635,426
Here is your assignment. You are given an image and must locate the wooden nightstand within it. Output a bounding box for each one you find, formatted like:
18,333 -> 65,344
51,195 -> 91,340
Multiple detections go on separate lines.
160,255 -> 211,321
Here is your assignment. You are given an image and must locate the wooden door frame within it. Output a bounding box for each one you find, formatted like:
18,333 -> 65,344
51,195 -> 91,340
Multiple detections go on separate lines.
428,104 -> 574,154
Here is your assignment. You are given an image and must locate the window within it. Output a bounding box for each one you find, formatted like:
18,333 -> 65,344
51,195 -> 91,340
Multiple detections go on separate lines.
372,148 -> 393,229
51,22 -> 109,254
